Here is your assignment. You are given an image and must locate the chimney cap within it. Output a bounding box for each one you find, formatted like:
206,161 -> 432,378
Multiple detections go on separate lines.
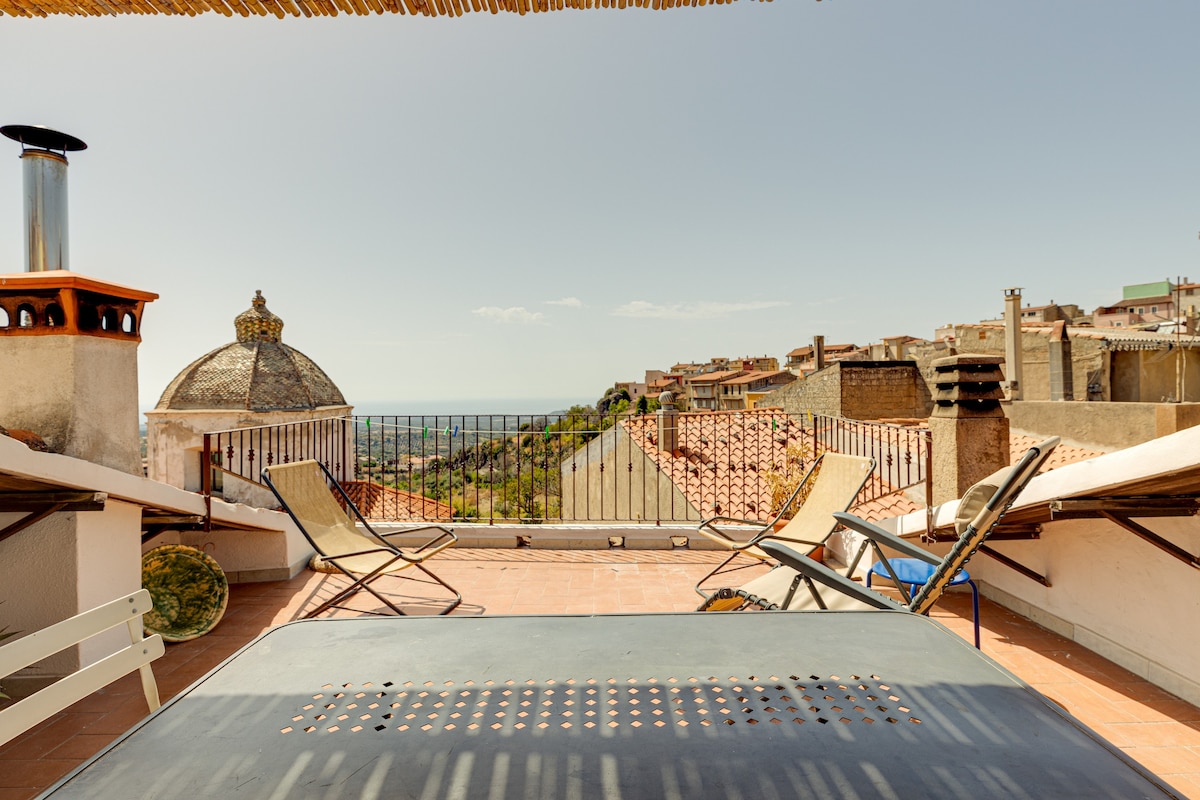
2,125 -> 87,152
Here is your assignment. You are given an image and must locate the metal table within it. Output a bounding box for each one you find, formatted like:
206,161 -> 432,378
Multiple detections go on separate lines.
41,612 -> 1178,799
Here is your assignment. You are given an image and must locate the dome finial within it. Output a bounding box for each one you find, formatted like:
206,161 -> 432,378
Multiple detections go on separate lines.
235,290 -> 283,343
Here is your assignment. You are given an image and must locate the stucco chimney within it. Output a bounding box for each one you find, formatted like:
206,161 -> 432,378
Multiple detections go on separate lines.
1003,287 -> 1024,401
927,354 -> 1009,505
1048,320 -> 1074,401
656,392 -> 679,454
1,128 -> 157,473
813,335 -> 826,371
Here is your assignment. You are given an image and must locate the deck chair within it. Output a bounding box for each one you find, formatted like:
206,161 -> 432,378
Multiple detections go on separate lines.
700,437 -> 1060,621
693,452 -> 875,599
262,460 -> 461,617
0,589 -> 163,747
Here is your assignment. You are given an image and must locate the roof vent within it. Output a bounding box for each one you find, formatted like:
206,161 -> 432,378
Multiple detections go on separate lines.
2,124 -> 88,272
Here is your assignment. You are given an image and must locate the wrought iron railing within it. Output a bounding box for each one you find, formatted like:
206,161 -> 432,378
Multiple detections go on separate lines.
809,414 -> 932,509
200,412 -> 931,527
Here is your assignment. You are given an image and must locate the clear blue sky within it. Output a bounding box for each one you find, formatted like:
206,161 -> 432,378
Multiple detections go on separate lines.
2,1 -> 1198,412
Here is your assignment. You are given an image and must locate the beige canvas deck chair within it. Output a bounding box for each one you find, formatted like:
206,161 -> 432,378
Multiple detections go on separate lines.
700,437 -> 1060,616
263,460 -> 461,617
693,452 -> 875,599
0,589 -> 163,747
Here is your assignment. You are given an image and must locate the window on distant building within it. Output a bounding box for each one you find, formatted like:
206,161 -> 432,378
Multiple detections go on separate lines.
1151,306 -> 1158,314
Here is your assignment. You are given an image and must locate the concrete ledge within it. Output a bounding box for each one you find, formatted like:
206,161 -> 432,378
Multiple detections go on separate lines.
226,556 -> 309,584
388,524 -> 709,551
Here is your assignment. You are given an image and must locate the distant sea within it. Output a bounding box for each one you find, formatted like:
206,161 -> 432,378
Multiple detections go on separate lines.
348,398 -> 592,417
137,399 -> 592,434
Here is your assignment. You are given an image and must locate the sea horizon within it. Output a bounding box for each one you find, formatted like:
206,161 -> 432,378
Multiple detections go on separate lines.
139,396 -> 595,418
350,397 -> 593,417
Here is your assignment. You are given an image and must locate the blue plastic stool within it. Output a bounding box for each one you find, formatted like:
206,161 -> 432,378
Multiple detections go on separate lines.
866,558 -> 981,648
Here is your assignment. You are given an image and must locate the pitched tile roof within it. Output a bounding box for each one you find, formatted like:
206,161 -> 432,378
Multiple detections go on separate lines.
340,481 -> 455,521
683,369 -> 745,385
620,410 -> 920,524
721,370 -> 792,385
622,410 -> 807,520
619,409 -> 1111,530
1009,433 -> 1104,472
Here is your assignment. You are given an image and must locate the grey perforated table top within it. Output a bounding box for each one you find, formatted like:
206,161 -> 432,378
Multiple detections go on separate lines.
41,612 -> 1177,799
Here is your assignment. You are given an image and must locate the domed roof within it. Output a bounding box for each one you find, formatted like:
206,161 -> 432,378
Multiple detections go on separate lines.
156,291 -> 346,412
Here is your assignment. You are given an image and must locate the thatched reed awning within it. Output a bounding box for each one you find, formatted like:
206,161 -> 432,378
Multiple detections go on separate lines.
1,0 -> 772,18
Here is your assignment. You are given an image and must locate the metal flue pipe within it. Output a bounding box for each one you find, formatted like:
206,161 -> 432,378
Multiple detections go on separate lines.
1,125 -> 88,272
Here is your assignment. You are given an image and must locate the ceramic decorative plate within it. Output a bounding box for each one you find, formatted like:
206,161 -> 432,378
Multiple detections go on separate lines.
141,545 -> 229,642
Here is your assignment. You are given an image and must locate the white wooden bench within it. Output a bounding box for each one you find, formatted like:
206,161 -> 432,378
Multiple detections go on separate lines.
0,589 -> 164,746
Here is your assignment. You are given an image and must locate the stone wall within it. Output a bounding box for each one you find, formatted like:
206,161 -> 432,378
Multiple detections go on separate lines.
767,362 -> 932,420
928,325 -> 1200,402
1007,400 -> 1200,452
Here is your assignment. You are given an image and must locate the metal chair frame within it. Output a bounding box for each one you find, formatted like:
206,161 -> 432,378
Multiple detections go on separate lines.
263,460 -> 461,618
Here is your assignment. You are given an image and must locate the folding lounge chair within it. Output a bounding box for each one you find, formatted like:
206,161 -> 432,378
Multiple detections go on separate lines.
700,437 -> 1061,623
693,452 -> 875,599
263,460 -> 462,617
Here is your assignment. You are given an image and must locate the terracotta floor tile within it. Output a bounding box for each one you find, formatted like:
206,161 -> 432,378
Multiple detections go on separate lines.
0,788 -> 40,800
0,758 -> 74,789
1109,721 -> 1200,748
1163,772 -> 1200,798
1124,744 -> 1200,776
44,733 -> 114,762
0,715 -> 89,761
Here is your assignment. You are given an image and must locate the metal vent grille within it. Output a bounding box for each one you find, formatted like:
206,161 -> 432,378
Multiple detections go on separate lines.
281,674 -> 920,735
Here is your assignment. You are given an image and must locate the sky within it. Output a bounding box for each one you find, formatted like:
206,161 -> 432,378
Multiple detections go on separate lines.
1,1 -> 1198,413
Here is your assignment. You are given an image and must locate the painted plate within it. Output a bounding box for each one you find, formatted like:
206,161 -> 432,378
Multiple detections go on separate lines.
141,545 -> 229,642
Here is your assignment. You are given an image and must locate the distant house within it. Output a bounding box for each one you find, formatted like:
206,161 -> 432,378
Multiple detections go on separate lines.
981,302 -> 1082,326
784,343 -> 859,374
683,369 -> 745,410
734,355 -> 780,372
1093,280 -> 1179,329
716,370 -> 796,410
613,380 -> 649,404
768,360 -> 934,421
938,322 -> 1200,402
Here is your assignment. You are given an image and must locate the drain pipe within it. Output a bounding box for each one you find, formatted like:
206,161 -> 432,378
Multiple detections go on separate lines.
1003,287 -> 1024,401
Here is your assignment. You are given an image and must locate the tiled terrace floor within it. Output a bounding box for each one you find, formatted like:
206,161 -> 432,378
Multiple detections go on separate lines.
3,548 -> 1198,799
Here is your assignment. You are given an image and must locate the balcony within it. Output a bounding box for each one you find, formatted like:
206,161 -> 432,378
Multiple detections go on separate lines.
4,412 -> 1200,797
199,411 -> 930,528
2,548 -> 1199,799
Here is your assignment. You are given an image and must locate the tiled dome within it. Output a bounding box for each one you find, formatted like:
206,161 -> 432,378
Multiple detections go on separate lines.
155,291 -> 346,411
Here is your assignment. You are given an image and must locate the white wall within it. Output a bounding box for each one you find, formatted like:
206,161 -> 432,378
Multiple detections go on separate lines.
972,515 -> 1200,705
75,499 -> 143,667
0,498 -> 142,684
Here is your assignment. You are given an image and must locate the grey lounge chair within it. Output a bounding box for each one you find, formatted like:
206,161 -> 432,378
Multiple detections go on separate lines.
263,460 -> 461,617
693,452 -> 875,599
700,437 -> 1060,621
